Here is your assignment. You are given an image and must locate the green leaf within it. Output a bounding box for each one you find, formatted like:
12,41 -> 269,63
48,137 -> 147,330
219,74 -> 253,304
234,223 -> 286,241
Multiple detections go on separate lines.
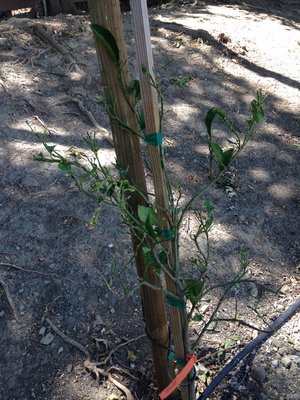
192,313 -> 203,322
205,107 -> 227,138
142,247 -> 153,267
44,143 -> 56,154
251,99 -> 265,123
58,160 -> 72,173
210,142 -> 224,166
182,278 -> 204,305
137,205 -> 157,225
34,153 -> 58,163
141,64 -> 148,74
158,250 -> 168,266
138,205 -> 150,223
204,200 -> 214,213
222,148 -> 234,168
34,152 -> 47,162
127,79 -> 141,101
91,24 -> 120,63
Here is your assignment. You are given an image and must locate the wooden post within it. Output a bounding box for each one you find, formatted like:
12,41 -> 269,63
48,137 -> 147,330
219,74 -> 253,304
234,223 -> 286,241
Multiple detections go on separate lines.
88,0 -> 172,393
130,1 -> 195,399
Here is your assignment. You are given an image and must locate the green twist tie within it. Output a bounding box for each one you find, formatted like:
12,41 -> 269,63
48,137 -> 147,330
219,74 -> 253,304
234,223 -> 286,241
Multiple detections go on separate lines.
160,229 -> 174,240
165,294 -> 186,309
168,352 -> 187,366
144,131 -> 163,146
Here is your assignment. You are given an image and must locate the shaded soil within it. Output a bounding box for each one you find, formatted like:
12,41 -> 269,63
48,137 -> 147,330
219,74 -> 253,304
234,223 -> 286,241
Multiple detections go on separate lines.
0,1 -> 299,399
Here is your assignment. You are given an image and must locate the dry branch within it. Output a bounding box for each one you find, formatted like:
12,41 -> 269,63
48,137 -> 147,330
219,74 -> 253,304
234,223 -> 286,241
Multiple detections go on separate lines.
33,23 -> 80,71
0,262 -> 75,283
95,334 -> 146,367
50,95 -> 113,144
84,360 -> 134,400
46,317 -> 90,358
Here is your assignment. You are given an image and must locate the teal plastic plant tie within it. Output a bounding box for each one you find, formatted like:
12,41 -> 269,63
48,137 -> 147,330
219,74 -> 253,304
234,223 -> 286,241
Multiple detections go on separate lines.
168,352 -> 187,366
144,131 -> 163,146
165,294 -> 186,309
160,229 -> 174,240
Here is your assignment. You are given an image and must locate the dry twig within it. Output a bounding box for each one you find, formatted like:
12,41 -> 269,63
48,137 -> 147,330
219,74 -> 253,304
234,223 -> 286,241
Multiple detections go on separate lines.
0,262 -> 75,283
33,23 -> 80,71
95,334 -> 146,367
84,360 -> 134,400
46,317 -> 90,358
45,317 -> 136,399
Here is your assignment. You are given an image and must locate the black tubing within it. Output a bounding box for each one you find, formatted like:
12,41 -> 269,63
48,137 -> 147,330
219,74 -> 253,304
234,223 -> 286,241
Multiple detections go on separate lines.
197,297 -> 300,400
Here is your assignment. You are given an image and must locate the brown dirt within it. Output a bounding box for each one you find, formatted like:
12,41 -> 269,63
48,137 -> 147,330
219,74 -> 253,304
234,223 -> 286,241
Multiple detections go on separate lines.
0,1 -> 299,399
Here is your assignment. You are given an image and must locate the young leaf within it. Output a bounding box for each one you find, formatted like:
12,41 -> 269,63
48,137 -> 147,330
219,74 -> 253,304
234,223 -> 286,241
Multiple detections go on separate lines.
192,313 -> 203,322
34,153 -> 58,163
210,142 -> 224,166
138,205 -> 157,225
205,107 -> 227,137
222,148 -> 234,168
58,160 -> 72,174
44,143 -> 56,154
34,152 -> 47,162
182,278 -> 205,305
251,99 -> 265,123
91,24 -> 120,63
204,200 -> 214,213
127,79 -> 141,101
138,205 -> 150,223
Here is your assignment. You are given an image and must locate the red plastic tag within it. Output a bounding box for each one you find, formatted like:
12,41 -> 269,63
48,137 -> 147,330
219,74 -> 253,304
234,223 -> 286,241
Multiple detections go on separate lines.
159,353 -> 197,399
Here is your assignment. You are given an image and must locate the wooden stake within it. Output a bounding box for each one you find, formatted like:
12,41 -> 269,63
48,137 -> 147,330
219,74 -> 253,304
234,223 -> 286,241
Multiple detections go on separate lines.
88,0 -> 171,392
130,1 -> 195,399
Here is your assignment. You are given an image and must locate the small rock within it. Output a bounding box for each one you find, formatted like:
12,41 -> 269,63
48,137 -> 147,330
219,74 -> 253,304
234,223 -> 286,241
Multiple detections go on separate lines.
0,310 -> 5,317
290,361 -> 298,372
249,282 -> 258,298
94,314 -> 104,326
288,355 -> 300,367
58,347 -> 64,354
110,307 -> 115,314
279,284 -> 291,294
19,304 -> 25,312
276,304 -> 284,311
21,175 -> 40,188
278,347 -> 288,356
66,364 -> 73,373
281,355 -> 292,369
40,332 -> 55,345
39,327 -> 46,336
200,304 -> 209,313
239,214 -> 247,223
250,365 -> 266,385
271,359 -> 279,368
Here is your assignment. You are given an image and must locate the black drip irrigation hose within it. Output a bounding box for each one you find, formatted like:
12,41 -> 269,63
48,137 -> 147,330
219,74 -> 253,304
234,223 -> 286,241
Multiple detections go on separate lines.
197,296 -> 300,400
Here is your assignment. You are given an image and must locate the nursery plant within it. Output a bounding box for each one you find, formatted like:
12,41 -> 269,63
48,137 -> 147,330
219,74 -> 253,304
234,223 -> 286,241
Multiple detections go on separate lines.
33,1 -> 267,398
35,85 -> 266,396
